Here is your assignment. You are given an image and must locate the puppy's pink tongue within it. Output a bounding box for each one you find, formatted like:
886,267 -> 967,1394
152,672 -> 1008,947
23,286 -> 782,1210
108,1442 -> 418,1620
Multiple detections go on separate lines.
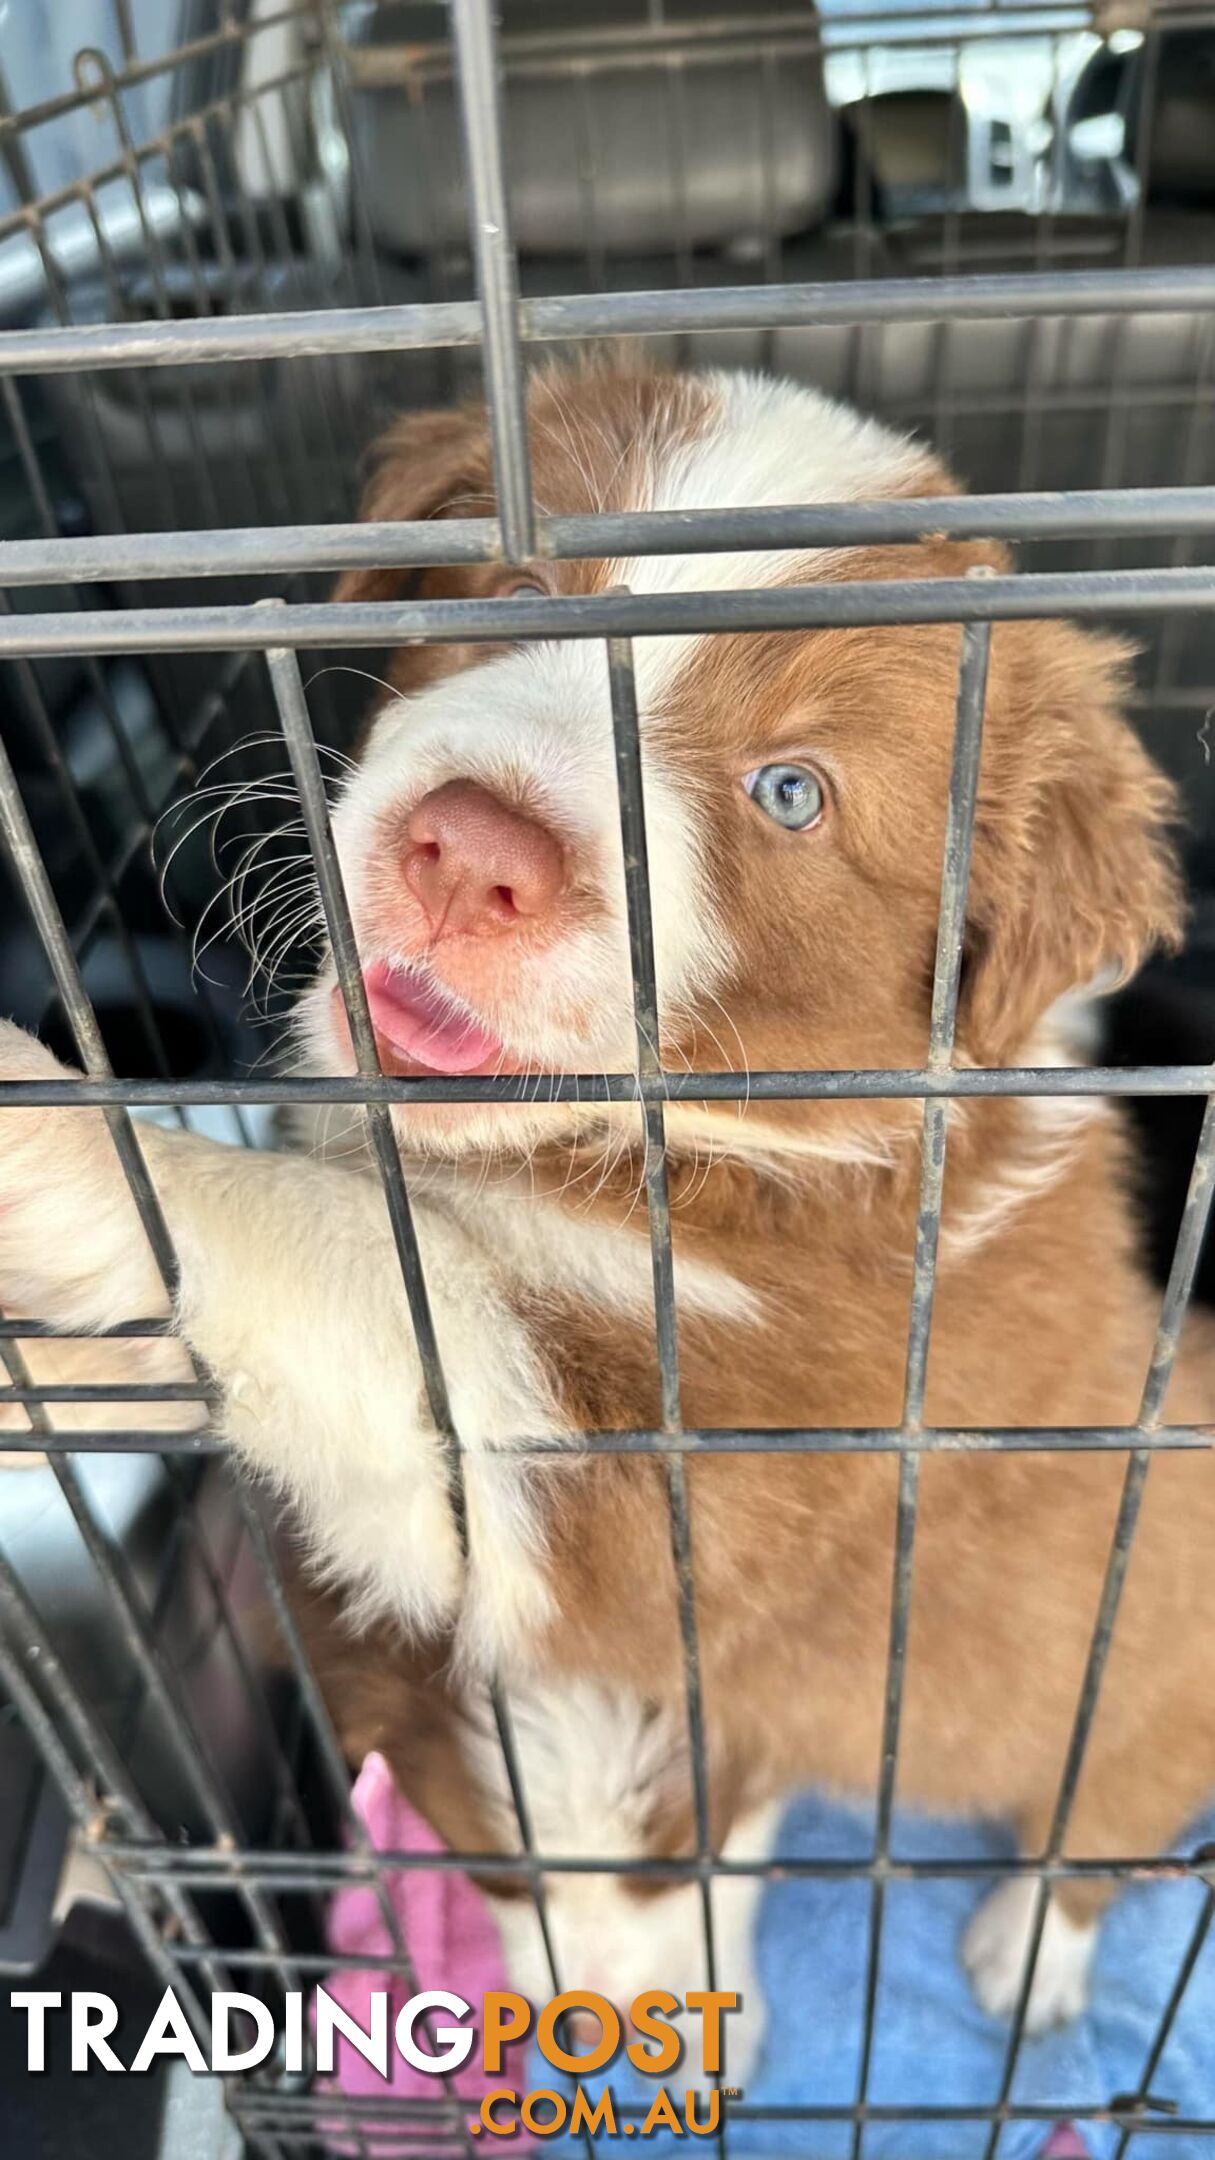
362,962 -> 503,1075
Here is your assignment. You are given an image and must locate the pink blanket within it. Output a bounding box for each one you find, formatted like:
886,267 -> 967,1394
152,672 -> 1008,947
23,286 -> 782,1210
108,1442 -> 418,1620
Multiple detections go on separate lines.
321,1750 -> 531,2141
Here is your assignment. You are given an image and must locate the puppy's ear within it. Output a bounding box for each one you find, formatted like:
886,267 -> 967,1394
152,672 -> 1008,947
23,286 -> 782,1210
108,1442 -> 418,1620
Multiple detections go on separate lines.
334,406 -> 491,603
959,623 -> 1183,1063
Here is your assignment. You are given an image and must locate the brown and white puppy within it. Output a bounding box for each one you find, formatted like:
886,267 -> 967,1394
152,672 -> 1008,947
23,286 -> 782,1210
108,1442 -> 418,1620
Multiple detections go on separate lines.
2,363 -> 1212,2072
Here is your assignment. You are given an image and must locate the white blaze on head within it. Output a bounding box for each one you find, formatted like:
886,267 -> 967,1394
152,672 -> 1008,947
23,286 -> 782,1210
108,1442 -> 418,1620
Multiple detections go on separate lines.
615,367 -> 934,679
463,1678 -> 778,2083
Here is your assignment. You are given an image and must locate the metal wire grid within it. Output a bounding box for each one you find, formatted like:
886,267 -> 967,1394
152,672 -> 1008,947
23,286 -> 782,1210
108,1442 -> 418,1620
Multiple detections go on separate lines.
1,0 -> 1212,940
0,3 -> 1214,2158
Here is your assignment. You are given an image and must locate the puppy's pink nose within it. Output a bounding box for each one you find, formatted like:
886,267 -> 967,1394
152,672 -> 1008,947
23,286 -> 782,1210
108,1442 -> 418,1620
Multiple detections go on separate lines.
402,779 -> 564,940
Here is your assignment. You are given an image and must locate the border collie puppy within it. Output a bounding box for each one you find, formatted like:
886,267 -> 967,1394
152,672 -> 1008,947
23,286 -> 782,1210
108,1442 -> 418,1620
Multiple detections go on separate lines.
3,364 -> 1212,2071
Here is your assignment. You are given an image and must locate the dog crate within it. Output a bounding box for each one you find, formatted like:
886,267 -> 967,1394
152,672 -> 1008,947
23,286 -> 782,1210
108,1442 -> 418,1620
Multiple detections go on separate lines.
1,2 -> 1214,2156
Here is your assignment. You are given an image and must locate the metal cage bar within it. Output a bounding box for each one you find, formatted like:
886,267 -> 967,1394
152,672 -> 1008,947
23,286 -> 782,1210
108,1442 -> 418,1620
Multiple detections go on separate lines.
852,615 -> 993,2156
8,487 -> 1215,587
449,0 -> 535,564
605,626 -> 725,2136
0,267 -> 1213,375
87,1841 -> 1215,1890
8,564 -> 1215,658
4,1064 -> 1215,1107
1,1421 -> 1212,1461
263,640 -> 469,1549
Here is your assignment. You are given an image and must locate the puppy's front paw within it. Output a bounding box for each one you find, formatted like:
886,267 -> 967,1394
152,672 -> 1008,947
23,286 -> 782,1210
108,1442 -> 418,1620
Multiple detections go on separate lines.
0,1021 -> 160,1326
962,1878 -> 1095,2032
0,1022 -> 87,1268
0,1017 -> 79,1152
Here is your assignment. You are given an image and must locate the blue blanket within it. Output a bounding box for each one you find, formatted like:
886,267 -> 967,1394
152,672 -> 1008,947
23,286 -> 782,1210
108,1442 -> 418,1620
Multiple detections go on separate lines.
543,1795 -> 1215,2160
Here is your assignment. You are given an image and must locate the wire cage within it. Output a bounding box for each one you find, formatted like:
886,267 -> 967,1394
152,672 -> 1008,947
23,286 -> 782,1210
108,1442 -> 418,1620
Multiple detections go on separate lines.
1,1 -> 1214,2156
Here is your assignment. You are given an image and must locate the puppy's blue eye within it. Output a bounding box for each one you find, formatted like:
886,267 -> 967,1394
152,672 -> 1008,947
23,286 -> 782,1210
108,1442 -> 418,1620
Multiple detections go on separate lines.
744,762 -> 824,831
